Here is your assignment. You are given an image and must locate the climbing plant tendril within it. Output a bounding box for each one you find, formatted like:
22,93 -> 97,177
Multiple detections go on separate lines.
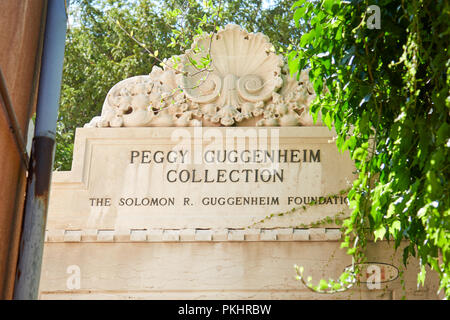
248,187 -> 350,229
288,0 -> 449,298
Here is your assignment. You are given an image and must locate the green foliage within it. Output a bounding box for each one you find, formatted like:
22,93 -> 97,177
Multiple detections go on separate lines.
249,187 -> 350,229
288,0 -> 449,298
295,264 -> 356,294
56,0 -> 304,170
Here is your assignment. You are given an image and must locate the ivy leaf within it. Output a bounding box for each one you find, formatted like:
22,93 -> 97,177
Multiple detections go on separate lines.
291,0 -> 306,10
319,279 -> 329,291
417,265 -> 427,287
288,53 -> 300,77
342,135 -> 356,151
386,203 -> 396,218
374,226 -> 386,241
300,30 -> 315,47
293,7 -> 307,28
352,147 -> 367,161
390,220 -> 401,235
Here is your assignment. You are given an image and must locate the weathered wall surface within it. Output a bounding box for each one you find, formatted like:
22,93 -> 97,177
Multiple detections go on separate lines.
0,0 -> 45,299
39,240 -> 440,300
39,126 -> 441,299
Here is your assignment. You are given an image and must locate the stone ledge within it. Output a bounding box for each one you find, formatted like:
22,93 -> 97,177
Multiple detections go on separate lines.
44,228 -> 346,243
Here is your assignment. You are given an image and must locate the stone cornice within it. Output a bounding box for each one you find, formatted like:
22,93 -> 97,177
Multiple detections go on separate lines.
45,227 -> 344,243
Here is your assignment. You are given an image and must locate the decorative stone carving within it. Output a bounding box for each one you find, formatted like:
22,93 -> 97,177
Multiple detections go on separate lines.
179,24 -> 284,126
85,68 -> 201,128
257,67 -> 321,126
85,24 -> 322,128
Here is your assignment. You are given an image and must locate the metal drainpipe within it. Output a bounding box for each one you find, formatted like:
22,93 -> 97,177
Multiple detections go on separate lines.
13,0 -> 69,300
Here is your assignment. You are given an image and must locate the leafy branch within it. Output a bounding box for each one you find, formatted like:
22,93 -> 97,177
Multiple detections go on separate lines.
288,0 -> 449,298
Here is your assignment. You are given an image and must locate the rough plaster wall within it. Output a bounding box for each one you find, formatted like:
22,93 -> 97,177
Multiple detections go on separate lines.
39,241 -> 440,300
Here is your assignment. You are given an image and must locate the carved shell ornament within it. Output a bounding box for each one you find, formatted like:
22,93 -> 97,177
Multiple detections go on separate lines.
180,24 -> 284,126
85,24 -> 322,128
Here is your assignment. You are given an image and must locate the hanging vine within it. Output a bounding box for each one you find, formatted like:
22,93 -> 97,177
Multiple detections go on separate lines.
288,0 -> 449,298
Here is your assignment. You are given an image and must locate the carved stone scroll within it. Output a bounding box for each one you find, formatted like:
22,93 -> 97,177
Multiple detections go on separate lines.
85,24 -> 322,128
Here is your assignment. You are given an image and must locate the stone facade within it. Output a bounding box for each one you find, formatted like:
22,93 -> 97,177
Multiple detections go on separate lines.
39,25 -> 441,299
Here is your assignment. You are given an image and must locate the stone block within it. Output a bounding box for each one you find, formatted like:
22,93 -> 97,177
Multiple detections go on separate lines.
260,229 -> 277,241
212,229 -> 228,241
325,228 -> 342,241
46,230 -> 65,242
293,229 -> 310,241
228,229 -> 245,241
63,230 -> 82,242
82,229 -> 98,242
147,229 -> 163,241
163,229 -> 180,241
179,229 -> 196,241
309,228 -> 326,241
130,229 -> 147,242
244,228 -> 260,241
97,230 -> 115,242
195,229 -> 212,241
115,228 -> 131,242
277,228 -> 293,241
